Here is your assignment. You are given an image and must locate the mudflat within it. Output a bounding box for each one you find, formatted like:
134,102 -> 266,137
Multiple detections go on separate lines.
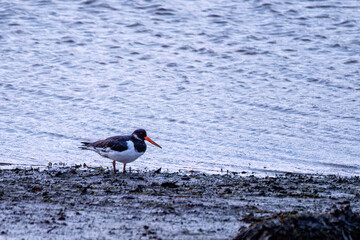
0,167 -> 359,239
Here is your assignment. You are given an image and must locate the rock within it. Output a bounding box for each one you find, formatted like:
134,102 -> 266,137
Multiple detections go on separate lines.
160,182 -> 179,188
234,205 -> 360,240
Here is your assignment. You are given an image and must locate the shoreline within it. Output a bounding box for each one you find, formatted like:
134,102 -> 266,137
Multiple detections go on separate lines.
0,167 -> 359,239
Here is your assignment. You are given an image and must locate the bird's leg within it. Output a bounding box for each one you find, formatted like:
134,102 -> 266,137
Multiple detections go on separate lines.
123,163 -> 126,173
113,161 -> 116,174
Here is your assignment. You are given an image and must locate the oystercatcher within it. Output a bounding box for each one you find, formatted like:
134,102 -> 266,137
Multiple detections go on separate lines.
80,129 -> 161,174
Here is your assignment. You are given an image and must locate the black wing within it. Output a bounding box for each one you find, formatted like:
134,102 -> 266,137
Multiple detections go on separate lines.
82,135 -> 130,152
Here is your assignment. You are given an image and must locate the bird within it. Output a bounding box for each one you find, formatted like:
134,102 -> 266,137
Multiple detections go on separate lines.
80,129 -> 162,174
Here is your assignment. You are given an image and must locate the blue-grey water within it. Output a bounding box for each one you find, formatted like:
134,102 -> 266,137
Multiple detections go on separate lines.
0,0 -> 359,176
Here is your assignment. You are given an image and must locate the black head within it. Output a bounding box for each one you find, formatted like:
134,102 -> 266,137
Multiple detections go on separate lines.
132,129 -> 147,140
132,129 -> 162,148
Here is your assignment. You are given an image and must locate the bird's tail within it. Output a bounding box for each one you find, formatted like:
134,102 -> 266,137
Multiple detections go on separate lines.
79,142 -> 91,150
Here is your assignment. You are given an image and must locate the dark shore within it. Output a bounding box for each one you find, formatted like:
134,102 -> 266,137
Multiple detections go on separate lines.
0,167 -> 359,239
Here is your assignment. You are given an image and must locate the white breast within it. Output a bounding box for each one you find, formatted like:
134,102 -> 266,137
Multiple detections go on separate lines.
95,141 -> 144,164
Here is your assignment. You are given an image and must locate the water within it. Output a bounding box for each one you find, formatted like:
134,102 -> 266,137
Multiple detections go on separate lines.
0,0 -> 359,176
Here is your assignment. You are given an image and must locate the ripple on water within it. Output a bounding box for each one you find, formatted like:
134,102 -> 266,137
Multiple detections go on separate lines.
0,0 -> 359,176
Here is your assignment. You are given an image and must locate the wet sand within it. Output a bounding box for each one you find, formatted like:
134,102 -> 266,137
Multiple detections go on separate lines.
0,167 -> 359,239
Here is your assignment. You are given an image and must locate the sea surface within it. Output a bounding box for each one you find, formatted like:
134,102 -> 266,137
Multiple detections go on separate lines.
0,0 -> 359,176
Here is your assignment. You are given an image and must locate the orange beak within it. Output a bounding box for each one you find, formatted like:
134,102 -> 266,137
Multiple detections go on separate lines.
144,136 -> 162,149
